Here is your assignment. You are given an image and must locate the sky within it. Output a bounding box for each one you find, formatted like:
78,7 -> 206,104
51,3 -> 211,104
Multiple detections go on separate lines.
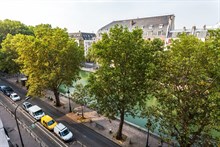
0,0 -> 219,33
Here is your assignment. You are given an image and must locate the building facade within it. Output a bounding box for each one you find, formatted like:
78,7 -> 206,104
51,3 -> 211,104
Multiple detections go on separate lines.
166,22 -> 220,45
69,32 -> 96,57
166,25 -> 208,45
97,14 -> 175,41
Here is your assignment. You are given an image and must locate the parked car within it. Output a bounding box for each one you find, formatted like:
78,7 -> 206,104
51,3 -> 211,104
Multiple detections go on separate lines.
10,93 -> 21,101
41,115 -> 57,131
2,86 -> 14,97
22,102 -> 33,112
28,105 -> 45,120
0,85 -> 6,92
54,123 -> 73,142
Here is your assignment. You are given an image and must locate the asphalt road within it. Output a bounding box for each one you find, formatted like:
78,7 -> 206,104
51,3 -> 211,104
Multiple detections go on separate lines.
0,78 -> 121,147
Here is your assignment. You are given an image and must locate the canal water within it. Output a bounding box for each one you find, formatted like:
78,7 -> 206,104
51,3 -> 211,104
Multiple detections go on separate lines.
59,70 -> 220,140
59,70 -> 154,133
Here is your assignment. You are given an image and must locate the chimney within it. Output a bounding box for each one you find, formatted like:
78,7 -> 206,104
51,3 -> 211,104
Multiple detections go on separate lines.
183,26 -> 186,31
203,25 -> 206,30
131,20 -> 136,26
192,26 -> 196,35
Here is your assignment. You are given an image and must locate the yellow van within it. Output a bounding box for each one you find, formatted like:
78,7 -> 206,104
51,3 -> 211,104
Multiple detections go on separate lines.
40,115 -> 57,131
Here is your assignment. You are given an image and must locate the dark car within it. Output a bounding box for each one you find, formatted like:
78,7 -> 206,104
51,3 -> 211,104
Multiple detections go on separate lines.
2,86 -> 14,97
0,85 -> 6,92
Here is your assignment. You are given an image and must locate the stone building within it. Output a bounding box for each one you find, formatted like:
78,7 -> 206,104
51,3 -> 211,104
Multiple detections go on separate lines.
166,25 -> 208,45
97,14 -> 175,41
69,32 -> 96,57
166,22 -> 220,45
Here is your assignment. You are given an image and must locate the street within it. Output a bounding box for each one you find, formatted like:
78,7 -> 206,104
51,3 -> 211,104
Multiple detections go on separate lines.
0,78 -> 121,147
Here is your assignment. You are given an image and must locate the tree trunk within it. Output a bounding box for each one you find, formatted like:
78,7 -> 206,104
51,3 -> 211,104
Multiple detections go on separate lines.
116,111 -> 124,140
81,106 -> 84,118
53,89 -> 61,106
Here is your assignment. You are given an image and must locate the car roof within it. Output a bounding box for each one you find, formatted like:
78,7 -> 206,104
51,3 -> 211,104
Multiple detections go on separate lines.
11,93 -> 18,96
4,86 -> 12,89
28,105 -> 42,112
41,115 -> 53,122
55,123 -> 66,130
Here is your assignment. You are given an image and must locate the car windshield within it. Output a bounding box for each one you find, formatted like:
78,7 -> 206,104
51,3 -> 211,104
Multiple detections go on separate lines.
13,94 -> 18,97
26,104 -> 32,108
4,87 -> 13,91
48,120 -> 55,126
34,110 -> 43,116
60,129 -> 70,136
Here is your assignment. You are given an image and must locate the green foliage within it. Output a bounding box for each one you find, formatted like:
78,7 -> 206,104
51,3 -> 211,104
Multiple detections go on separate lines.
72,83 -> 90,118
72,83 -> 89,106
87,25 -> 163,139
15,24 -> 84,106
0,19 -> 33,47
0,19 -> 33,73
147,34 -> 220,146
0,34 -> 23,73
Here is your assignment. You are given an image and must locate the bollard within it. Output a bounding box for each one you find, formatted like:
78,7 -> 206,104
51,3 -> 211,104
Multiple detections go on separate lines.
129,138 -> 132,144
109,128 -> 112,134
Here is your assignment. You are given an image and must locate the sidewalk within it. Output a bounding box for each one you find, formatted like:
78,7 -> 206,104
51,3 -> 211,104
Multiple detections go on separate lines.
0,102 -> 41,147
6,76 -> 171,147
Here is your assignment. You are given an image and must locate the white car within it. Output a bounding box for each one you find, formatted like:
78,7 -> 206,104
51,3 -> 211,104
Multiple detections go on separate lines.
22,102 -> 33,112
54,123 -> 73,141
10,93 -> 21,101
28,105 -> 45,120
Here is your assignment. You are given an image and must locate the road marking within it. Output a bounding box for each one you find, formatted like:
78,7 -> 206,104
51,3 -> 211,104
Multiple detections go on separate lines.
0,93 -> 68,147
35,123 -> 68,147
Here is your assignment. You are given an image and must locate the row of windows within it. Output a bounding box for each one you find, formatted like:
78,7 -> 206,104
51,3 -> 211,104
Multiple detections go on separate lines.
170,31 -> 205,38
147,24 -> 164,30
71,34 -> 95,38
97,30 -> 165,37
144,30 -> 165,36
100,24 -> 165,32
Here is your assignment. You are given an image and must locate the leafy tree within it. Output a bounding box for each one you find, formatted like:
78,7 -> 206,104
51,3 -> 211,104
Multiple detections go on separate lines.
0,19 -> 33,47
87,25 -> 163,140
146,34 -> 220,146
16,24 -> 84,106
72,83 -> 90,118
0,34 -> 21,73
0,19 -> 33,73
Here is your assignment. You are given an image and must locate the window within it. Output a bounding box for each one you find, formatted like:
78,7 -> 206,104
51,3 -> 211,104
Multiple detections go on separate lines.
148,25 -> 153,30
196,32 -> 200,37
159,24 -> 163,29
158,30 -> 163,36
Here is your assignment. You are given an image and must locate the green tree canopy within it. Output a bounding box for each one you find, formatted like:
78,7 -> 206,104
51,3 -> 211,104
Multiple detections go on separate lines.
0,34 -> 21,73
0,19 -> 33,73
15,24 -> 84,106
72,83 -> 90,118
146,34 -> 220,146
87,25 -> 164,140
0,19 -> 33,46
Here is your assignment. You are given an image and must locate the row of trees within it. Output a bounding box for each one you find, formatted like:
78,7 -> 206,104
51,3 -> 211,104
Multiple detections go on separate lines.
0,19 -> 219,146
87,25 -> 220,146
0,20 -> 84,106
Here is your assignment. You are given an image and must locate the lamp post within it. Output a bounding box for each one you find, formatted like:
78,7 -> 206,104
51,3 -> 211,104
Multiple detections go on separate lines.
146,120 -> 152,147
67,89 -> 71,112
14,96 -> 31,147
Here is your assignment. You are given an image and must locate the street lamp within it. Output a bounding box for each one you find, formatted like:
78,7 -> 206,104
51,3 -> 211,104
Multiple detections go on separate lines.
14,96 -> 31,147
67,89 -> 71,112
146,120 -> 152,147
